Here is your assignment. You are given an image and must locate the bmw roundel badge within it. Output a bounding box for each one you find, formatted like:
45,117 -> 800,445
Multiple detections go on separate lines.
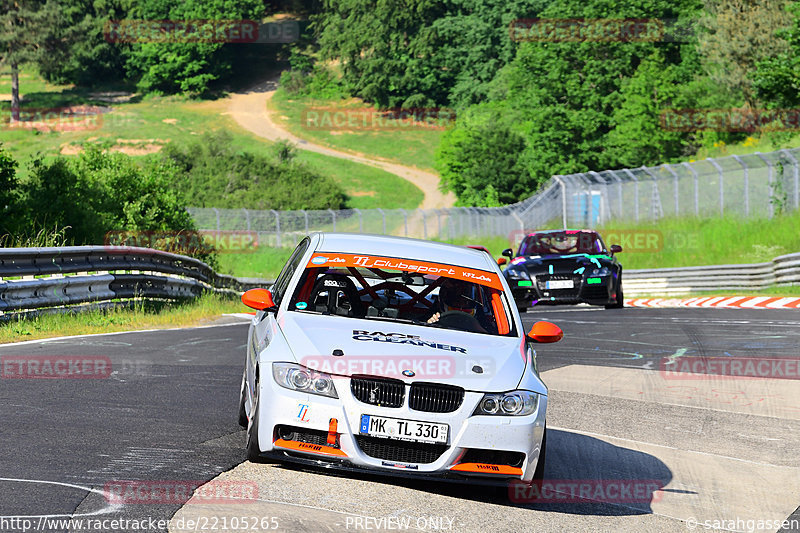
402,370 -> 415,377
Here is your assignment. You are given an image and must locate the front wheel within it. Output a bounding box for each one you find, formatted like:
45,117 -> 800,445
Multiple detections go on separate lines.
237,370 -> 248,428
246,373 -> 263,462
605,278 -> 624,309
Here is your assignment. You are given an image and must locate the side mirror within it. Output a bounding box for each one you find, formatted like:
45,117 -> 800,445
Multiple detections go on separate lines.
527,321 -> 563,343
242,288 -> 276,311
497,257 -> 507,266
610,244 -> 622,254
502,248 -> 513,258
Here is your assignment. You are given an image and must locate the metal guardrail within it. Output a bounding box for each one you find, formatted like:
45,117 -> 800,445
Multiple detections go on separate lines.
0,246 -> 272,313
623,252 -> 800,296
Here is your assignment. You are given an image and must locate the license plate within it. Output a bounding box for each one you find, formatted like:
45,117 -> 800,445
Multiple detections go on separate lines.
360,415 -> 448,444
546,279 -> 574,289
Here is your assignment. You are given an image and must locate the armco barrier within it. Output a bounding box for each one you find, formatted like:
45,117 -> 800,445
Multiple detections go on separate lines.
0,246 -> 272,314
623,252 -> 800,296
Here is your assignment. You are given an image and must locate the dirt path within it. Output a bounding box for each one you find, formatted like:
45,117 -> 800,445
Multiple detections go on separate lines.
225,78 -> 455,210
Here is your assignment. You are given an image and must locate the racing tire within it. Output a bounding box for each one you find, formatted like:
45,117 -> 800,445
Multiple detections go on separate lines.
237,371 -> 248,428
605,278 -> 624,309
246,373 -> 264,462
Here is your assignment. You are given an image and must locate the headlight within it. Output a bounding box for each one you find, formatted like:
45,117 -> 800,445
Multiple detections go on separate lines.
473,391 -> 538,416
591,267 -> 611,276
506,267 -> 530,280
272,363 -> 338,398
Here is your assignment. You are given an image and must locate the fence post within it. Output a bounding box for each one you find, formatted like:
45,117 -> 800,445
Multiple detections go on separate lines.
755,152 -> 775,218
511,211 -> 524,239
621,169 -> 640,222
707,157 -> 724,215
243,208 -> 251,231
640,167 -> 660,220
377,208 -> 386,234
731,155 -> 749,216
553,176 -> 568,229
354,208 -> 363,232
662,164 -> 679,216
437,210 -> 442,238
303,210 -> 309,234
399,209 -> 408,236
780,149 -> 799,210
421,210 -> 428,239
270,209 -> 281,247
213,208 -> 220,231
328,209 -> 336,232
680,162 -> 699,216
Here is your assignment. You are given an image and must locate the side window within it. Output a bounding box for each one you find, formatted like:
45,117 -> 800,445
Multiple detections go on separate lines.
271,238 -> 310,306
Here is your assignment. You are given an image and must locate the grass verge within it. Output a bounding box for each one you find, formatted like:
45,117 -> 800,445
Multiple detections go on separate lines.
0,293 -> 250,344
270,90 -> 442,172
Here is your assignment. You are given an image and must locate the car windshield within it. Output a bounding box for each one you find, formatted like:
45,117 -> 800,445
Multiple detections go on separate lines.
287,253 -> 514,336
519,231 -> 606,255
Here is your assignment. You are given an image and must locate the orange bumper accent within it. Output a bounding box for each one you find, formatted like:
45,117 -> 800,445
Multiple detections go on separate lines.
450,463 -> 523,476
273,438 -> 348,457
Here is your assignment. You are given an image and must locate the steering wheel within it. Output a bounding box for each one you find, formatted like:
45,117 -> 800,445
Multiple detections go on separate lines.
309,274 -> 364,317
435,310 -> 486,333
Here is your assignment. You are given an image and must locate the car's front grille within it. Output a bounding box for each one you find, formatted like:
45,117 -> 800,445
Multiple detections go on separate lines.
351,377 -> 405,408
355,436 -> 448,464
409,383 -> 464,413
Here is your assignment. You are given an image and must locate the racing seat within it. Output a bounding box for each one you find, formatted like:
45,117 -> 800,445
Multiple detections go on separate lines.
309,273 -> 365,318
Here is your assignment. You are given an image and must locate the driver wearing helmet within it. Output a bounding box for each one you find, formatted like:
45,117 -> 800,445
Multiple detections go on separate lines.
426,278 -> 491,333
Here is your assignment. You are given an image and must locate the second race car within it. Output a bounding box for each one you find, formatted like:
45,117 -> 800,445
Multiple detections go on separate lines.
501,229 -> 624,311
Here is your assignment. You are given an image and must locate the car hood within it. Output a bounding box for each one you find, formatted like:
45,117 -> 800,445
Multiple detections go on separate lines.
276,311 -> 527,392
510,253 -> 613,273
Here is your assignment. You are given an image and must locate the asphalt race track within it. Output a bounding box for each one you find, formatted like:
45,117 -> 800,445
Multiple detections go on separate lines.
1,308 -> 799,533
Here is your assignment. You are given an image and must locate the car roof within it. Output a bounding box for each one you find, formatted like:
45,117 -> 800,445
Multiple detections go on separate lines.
312,233 -> 497,271
525,229 -> 597,237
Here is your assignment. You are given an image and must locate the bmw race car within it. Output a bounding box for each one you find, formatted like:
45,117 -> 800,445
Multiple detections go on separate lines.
501,229 -> 624,311
238,233 -> 563,484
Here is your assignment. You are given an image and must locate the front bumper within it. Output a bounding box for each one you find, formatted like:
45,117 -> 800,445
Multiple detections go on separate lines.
508,274 -> 614,306
253,375 -> 547,482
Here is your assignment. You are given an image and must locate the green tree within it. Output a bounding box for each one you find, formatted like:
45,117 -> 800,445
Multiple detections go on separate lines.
162,131 -> 348,210
0,0 -> 85,120
436,0 -> 706,205
753,2 -> 800,107
698,0 -> 791,106
313,0 -> 545,108
125,0 -> 263,94
22,147 -> 194,245
436,119 -> 529,206
0,144 -> 20,235
36,0 -> 134,86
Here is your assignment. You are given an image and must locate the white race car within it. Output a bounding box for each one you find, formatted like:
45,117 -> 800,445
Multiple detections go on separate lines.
238,233 -> 562,484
